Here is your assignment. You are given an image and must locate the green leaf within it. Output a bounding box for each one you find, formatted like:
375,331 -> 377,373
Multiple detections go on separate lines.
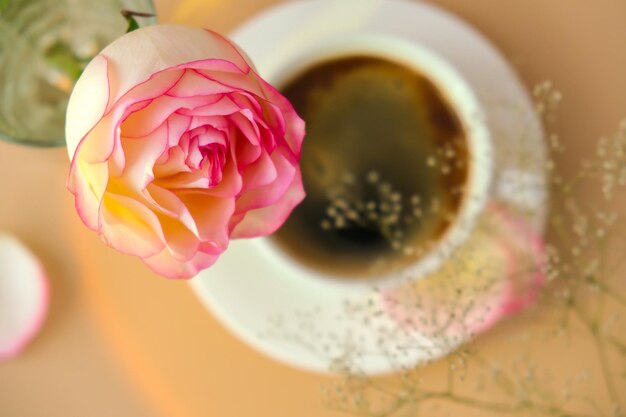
125,15 -> 139,33
45,41 -> 84,82
0,0 -> 9,13
120,10 -> 154,34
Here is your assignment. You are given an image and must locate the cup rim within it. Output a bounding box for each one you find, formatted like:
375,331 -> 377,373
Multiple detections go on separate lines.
260,32 -> 493,289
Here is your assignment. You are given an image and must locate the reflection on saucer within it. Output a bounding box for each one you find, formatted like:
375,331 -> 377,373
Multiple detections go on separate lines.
382,203 -> 545,342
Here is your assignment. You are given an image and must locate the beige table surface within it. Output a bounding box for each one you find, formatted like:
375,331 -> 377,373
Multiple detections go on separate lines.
1,1 -> 626,416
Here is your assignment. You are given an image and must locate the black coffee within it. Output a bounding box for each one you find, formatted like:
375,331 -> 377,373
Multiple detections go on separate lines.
271,56 -> 468,278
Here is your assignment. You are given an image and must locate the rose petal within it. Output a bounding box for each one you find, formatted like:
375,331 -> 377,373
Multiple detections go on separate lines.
157,159 -> 242,198
181,55 -> 251,75
100,193 -> 166,258
179,96 -> 242,119
98,26 -> 251,111
205,159 -> 243,198
65,55 -> 110,160
194,69 -> 262,97
81,113 -> 121,165
144,184 -> 199,237
158,215 -> 200,262
122,95 -> 222,139
0,234 -> 49,359
229,110 -> 261,147
188,115 -> 229,131
73,66 -> 184,167
117,69 -> 185,109
154,165 -> 212,190
231,126 -> 262,169
75,100 -> 129,165
257,100 -> 286,147
178,192 -> 235,247
67,158 -> 109,231
143,247 -> 220,279
256,80 -> 305,156
234,151 -> 297,213
117,123 -> 169,189
167,69 -> 235,98
231,170 -> 305,238
166,113 -> 192,148
239,149 -> 277,192
229,91 -> 264,119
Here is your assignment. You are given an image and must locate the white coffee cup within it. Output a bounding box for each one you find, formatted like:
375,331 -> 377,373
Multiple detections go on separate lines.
256,32 -> 493,291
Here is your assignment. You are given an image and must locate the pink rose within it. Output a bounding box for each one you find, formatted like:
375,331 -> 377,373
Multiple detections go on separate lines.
65,25 -> 305,278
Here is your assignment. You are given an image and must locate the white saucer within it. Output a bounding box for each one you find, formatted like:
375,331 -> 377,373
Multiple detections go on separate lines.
190,0 -> 546,375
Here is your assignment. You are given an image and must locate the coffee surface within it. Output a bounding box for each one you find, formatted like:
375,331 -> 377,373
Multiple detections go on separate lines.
271,56 -> 468,278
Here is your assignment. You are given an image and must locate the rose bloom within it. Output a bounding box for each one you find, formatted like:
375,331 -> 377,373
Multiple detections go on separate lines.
66,25 -> 305,278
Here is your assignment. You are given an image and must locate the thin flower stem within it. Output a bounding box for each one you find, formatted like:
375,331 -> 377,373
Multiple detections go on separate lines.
571,306 -> 620,406
327,405 -> 372,417
595,336 -> 620,406
423,392 -> 595,417
446,357 -> 454,394
606,335 -> 626,356
470,354 -> 517,397
588,278 -> 626,309
120,9 -> 155,18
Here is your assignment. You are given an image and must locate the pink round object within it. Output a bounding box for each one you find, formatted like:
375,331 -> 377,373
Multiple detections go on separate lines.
0,234 -> 49,359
